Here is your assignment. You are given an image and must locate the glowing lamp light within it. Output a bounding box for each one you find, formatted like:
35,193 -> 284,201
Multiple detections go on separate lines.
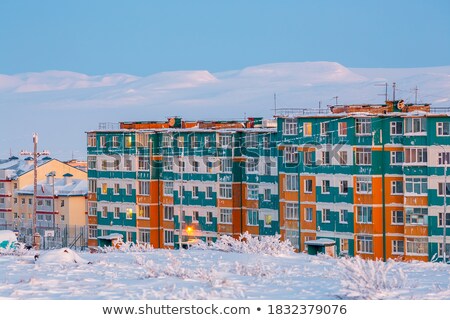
186,226 -> 194,235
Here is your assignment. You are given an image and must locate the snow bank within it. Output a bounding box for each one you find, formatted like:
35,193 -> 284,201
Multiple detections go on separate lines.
0,230 -> 17,249
37,248 -> 90,264
193,232 -> 294,256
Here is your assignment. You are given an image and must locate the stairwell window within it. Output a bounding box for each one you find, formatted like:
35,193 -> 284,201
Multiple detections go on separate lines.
193,161 -> 199,173
437,122 -> 450,136
355,118 -> 372,136
101,183 -> 108,194
405,118 -> 426,135
355,148 -> 372,165
283,118 -> 298,135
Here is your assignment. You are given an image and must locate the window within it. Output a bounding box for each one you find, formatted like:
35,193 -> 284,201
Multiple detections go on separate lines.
339,209 -> 348,224
206,160 -> 214,173
404,148 -> 427,164
264,214 -> 272,227
247,210 -> 258,226
285,230 -> 299,249
124,159 -> 132,171
220,158 -> 232,173
321,151 -> 330,165
192,186 -> 199,198
320,122 -> 329,136
136,133 -> 150,148
339,180 -> 348,194
322,180 -> 330,194
164,206 -> 174,220
190,135 -> 200,148
437,122 -> 450,136
390,121 -> 403,135
163,157 -> 173,171
206,186 -> 213,199
285,203 -> 299,220
322,208 -> 331,223
88,179 -> 97,193
338,122 -> 348,136
304,150 -> 314,165
405,177 -> 427,195
204,136 -> 212,148
438,212 -> 450,227
101,160 -> 107,170
206,211 -> 213,224
338,151 -> 348,165
101,183 -> 108,194
113,159 -> 120,170
246,158 -> 258,173
88,225 -> 97,239
355,148 -> 372,165
126,208 -> 133,219
87,134 -> 96,147
304,179 -> 313,193
406,237 -> 428,255
193,161 -> 199,173
283,118 -> 298,135
439,243 -> 450,257
390,151 -> 403,164
246,134 -> 258,148
125,136 -> 132,148
192,211 -> 199,222
303,122 -> 312,136
139,230 -> 150,243
21,198 -> 25,204
405,207 -> 428,225
114,183 -> 120,195
162,134 -> 172,147
164,230 -> 174,245
305,207 -> 313,222
138,156 -> 150,170
391,181 -> 403,195
355,118 -> 372,135
138,181 -> 150,195
138,205 -> 150,219
219,183 -> 232,199
219,134 -> 232,148
220,208 -> 232,224
392,240 -> 404,255
87,156 -> 96,169
264,188 -> 271,201
112,136 -> 119,148
285,175 -> 299,191
101,206 -> 108,218
164,181 -> 173,195
340,239 -> 349,254
405,118 -> 426,135
247,184 -> 258,200
392,210 -> 404,225
126,184 -> 132,195
264,162 -> 271,175
100,136 -> 106,147
438,152 -> 450,165
356,176 -> 372,194
263,136 -> 270,149
177,136 -> 184,148
356,206 -> 372,223
356,235 -> 373,253
114,207 -> 120,219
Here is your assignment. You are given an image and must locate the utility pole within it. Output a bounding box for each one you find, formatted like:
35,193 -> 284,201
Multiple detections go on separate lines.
178,146 -> 184,250
20,133 -> 50,248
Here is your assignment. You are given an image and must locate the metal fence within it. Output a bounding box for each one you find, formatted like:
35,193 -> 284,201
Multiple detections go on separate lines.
0,223 -> 88,250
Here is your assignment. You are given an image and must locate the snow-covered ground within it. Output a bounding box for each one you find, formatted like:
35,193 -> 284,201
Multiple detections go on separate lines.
1,245 -> 450,300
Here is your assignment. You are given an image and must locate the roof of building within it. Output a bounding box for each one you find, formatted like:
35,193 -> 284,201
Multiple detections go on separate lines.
0,157 -> 52,179
16,177 -> 87,197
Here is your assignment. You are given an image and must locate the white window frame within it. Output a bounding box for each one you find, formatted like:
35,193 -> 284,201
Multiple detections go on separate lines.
391,210 -> 404,225
283,118 -> 298,135
219,208 -> 232,224
322,208 -> 331,223
390,121 -> 403,135
356,206 -> 372,224
437,122 -> 450,136
219,183 -> 232,199
304,207 -> 313,222
284,146 -> 298,164
355,148 -> 372,165
355,118 -> 372,136
356,235 -> 373,254
285,203 -> 299,220
247,184 -> 259,200
285,175 -> 299,191
247,209 -> 259,226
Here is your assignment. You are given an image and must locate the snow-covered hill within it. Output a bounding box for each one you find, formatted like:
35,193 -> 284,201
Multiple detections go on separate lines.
1,62 -> 449,159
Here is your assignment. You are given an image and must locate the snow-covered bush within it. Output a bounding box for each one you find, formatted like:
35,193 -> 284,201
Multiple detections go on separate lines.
338,256 -> 408,299
97,242 -> 154,253
193,232 -> 294,256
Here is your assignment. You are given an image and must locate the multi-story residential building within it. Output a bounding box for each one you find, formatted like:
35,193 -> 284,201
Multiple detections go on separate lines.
87,100 -> 450,262
0,156 -> 87,243
86,118 -> 279,249
278,100 -> 450,262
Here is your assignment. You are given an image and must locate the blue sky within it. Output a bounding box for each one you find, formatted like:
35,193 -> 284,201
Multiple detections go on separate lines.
1,0 -> 449,75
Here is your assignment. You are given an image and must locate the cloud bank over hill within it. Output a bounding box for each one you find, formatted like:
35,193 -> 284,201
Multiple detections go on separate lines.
1,62 -> 449,159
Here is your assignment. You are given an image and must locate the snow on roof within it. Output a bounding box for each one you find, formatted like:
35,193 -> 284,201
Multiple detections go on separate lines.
0,157 -> 52,179
17,178 -> 87,197
304,238 -> 336,246
98,233 -> 124,240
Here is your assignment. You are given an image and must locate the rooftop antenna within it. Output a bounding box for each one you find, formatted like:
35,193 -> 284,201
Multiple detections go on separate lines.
375,82 -> 388,102
414,86 -> 419,104
333,96 -> 339,106
319,101 -> 322,114
392,82 -> 396,101
274,93 -> 277,116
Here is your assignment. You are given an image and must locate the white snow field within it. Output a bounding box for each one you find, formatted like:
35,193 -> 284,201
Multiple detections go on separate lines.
1,235 -> 450,300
